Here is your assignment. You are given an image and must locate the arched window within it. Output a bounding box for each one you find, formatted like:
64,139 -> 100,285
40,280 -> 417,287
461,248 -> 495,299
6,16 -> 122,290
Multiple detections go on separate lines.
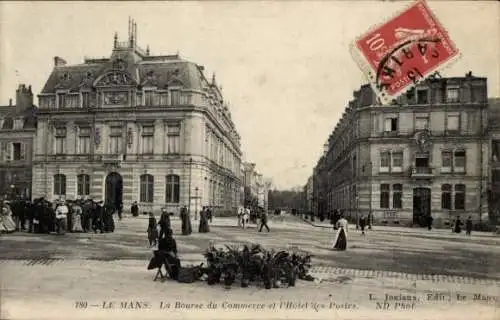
454,184 -> 466,210
53,174 -> 66,196
77,174 -> 90,196
441,184 -> 452,209
140,174 -> 154,203
166,175 -> 180,203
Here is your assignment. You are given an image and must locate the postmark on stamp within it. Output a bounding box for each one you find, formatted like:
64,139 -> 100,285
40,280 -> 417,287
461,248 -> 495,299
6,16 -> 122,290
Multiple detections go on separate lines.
350,0 -> 460,105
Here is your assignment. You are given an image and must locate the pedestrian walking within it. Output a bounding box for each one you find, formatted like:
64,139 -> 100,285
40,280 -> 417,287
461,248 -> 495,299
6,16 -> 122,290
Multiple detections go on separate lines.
333,215 -> 348,251
158,208 -> 171,239
258,210 -> 270,232
358,215 -> 367,235
466,216 -> 473,236
131,201 -> 139,217
147,212 -> 159,247
454,216 -> 463,233
198,207 -> 210,233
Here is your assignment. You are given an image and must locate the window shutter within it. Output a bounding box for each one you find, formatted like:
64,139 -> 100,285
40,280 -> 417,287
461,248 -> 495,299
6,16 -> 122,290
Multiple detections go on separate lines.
384,118 -> 392,132
6,143 -> 12,161
20,143 -> 26,160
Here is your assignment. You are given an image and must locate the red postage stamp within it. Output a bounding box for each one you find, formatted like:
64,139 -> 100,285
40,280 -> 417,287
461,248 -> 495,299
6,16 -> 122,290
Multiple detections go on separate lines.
351,0 -> 460,105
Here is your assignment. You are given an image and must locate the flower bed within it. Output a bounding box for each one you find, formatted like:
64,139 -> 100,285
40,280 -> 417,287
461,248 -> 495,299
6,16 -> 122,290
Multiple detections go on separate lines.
201,243 -> 314,289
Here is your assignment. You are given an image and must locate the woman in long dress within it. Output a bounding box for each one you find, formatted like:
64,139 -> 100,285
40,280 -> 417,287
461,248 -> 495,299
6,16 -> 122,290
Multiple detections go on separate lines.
72,203 -> 84,232
198,207 -> 210,233
1,202 -> 17,233
332,215 -> 348,251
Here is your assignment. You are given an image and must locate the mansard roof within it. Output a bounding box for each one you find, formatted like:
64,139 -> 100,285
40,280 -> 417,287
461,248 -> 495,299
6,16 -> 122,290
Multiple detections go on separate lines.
41,57 -> 207,94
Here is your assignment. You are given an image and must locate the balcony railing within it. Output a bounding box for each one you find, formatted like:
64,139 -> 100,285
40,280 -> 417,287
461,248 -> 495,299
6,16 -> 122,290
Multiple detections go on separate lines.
410,166 -> 434,178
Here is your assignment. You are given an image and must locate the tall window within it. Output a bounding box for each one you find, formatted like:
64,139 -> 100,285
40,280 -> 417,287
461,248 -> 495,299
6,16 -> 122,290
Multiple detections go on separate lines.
77,174 -> 90,196
454,150 -> 466,173
415,115 -> 429,130
12,142 -> 25,161
78,127 -> 91,154
167,124 -> 181,154
380,151 -> 390,172
447,114 -> 460,131
441,151 -> 452,173
53,174 -> 66,196
454,184 -> 466,210
380,184 -> 390,208
446,87 -> 459,103
140,174 -> 154,203
81,92 -> 90,108
136,92 -> 143,106
109,126 -> 122,154
392,184 -> 403,209
145,91 -> 155,106
171,90 -> 180,105
166,174 -> 180,203
441,184 -> 452,209
57,93 -> 66,108
416,88 -> 429,104
55,127 -> 67,154
159,92 -> 169,105
384,117 -> 398,132
141,126 -> 154,154
392,152 -> 403,172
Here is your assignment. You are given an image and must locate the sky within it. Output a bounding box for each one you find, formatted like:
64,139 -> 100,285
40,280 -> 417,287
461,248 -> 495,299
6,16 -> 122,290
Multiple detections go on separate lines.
0,1 -> 499,190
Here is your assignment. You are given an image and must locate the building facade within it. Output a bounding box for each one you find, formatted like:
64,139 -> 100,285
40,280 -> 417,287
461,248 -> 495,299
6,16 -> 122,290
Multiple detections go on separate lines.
488,97 -> 500,224
0,85 -> 38,199
303,175 -> 313,213
312,73 -> 489,228
32,21 -> 242,214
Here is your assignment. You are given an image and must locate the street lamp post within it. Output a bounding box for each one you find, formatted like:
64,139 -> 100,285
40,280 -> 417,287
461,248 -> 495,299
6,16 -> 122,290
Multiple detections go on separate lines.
188,158 -> 193,216
194,187 -> 199,220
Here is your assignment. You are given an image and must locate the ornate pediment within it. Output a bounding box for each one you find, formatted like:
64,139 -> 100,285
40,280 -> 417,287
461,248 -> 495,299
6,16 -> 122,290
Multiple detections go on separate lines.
94,71 -> 136,87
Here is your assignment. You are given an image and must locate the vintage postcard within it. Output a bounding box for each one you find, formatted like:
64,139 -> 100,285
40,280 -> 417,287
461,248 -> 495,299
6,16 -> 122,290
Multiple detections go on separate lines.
0,1 -> 499,320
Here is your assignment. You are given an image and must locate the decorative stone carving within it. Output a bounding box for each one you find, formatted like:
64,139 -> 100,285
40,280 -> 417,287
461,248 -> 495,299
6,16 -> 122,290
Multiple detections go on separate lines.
103,92 -> 129,105
414,129 -> 431,152
95,72 -> 135,87
112,58 -> 127,71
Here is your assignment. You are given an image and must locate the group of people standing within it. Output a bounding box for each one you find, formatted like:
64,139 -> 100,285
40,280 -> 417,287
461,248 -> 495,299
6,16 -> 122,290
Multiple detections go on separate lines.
0,197 -> 119,235
237,206 -> 270,232
146,205 -> 213,247
452,216 -> 474,236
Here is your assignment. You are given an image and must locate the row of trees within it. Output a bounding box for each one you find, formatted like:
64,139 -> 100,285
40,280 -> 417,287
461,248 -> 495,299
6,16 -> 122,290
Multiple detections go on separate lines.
268,189 -> 305,212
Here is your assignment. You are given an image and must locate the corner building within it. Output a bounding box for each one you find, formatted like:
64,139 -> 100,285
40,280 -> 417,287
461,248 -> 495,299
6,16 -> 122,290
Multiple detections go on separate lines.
316,73 -> 489,228
32,23 -> 243,214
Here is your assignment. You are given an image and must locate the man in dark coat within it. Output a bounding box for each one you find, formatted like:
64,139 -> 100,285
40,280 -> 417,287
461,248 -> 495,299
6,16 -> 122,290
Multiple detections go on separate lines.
131,201 -> 139,217
258,210 -> 270,232
465,216 -> 473,236
92,201 -> 104,234
180,205 -> 192,235
454,216 -> 463,233
358,215 -> 367,235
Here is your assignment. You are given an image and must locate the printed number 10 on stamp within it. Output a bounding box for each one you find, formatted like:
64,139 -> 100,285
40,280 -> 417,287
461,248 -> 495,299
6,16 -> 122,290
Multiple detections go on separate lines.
351,0 -> 460,105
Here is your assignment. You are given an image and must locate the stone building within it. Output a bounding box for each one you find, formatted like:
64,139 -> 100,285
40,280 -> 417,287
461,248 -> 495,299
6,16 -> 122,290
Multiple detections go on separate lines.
0,85 -> 38,199
303,175 -> 313,213
488,97 -> 500,223
32,20 -> 242,214
312,73 -> 489,227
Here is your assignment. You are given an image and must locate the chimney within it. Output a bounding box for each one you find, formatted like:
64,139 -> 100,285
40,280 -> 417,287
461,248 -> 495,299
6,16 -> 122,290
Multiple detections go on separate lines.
16,83 -> 34,110
54,56 -> 67,68
9,98 -> 12,106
